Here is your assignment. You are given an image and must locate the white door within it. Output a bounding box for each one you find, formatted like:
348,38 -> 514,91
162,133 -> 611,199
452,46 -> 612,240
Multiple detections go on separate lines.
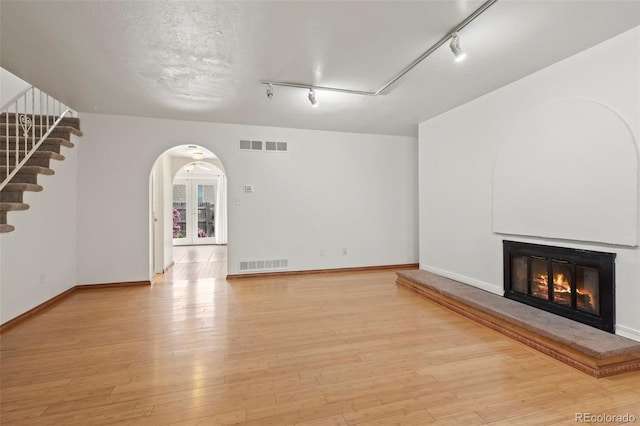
173,179 -> 218,245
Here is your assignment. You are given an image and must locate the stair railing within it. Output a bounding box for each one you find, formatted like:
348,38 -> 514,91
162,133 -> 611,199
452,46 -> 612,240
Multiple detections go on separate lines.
1,86 -> 75,191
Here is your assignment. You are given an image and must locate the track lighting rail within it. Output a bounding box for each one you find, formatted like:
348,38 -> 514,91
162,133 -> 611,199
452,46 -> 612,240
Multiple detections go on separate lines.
261,0 -> 497,97
260,81 -> 376,97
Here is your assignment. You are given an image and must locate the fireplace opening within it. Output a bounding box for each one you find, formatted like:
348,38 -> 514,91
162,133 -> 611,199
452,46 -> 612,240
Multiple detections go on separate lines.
503,241 -> 615,333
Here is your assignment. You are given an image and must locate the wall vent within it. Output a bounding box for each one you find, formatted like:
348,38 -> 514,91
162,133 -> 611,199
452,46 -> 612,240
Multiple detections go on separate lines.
240,140 -> 263,151
239,259 -> 289,272
266,141 -> 288,152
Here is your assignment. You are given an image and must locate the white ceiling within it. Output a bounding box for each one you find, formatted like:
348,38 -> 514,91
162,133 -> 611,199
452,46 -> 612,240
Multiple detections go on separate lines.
1,1 -> 638,137
167,144 -> 218,161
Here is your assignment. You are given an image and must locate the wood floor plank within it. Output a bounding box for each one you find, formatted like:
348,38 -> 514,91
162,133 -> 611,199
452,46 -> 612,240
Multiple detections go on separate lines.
2,245 -> 640,424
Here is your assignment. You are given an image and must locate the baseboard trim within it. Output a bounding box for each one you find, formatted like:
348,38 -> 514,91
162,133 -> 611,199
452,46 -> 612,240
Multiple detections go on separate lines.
75,281 -> 151,290
420,264 -> 503,295
617,325 -> 640,342
0,280 -> 151,335
0,287 -> 76,335
227,263 -> 419,279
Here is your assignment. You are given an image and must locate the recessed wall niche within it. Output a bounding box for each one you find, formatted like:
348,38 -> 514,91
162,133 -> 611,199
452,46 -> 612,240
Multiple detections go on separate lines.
492,99 -> 638,246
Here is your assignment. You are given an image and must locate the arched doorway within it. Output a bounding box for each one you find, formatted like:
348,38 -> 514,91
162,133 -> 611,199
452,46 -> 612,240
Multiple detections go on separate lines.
149,145 -> 227,278
172,161 -> 224,245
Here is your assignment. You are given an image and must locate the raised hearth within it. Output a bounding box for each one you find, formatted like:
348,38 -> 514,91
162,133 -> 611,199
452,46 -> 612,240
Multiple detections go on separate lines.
396,270 -> 640,378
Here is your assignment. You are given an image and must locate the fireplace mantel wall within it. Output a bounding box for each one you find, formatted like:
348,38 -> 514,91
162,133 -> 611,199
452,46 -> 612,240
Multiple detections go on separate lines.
492,99 -> 637,246
418,27 -> 640,341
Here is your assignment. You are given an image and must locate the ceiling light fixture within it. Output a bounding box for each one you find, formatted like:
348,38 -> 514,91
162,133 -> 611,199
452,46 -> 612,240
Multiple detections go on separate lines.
192,152 -> 204,160
449,33 -> 466,62
183,163 -> 195,172
266,83 -> 274,100
308,89 -> 318,107
260,0 -> 496,97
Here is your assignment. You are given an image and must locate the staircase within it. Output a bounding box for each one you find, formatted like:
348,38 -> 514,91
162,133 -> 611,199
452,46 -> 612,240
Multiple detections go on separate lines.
0,113 -> 82,233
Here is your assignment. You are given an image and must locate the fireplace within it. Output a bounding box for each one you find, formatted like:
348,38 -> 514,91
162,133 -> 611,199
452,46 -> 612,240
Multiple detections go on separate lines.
503,241 -> 615,333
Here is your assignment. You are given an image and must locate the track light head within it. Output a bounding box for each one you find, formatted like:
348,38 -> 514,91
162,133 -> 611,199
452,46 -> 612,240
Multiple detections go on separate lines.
449,32 -> 467,63
308,88 -> 318,107
266,83 -> 274,100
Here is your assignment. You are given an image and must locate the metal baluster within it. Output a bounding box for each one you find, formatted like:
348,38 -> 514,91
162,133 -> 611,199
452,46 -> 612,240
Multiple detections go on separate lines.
4,107 -> 8,181
40,90 -> 43,142
31,88 -> 35,151
15,100 -> 19,171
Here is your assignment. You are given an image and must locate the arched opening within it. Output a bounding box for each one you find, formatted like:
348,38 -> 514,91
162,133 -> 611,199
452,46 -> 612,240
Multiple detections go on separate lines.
149,144 -> 228,279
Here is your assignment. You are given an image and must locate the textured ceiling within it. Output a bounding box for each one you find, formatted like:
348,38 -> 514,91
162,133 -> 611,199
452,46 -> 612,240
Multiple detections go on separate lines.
1,1 -> 639,136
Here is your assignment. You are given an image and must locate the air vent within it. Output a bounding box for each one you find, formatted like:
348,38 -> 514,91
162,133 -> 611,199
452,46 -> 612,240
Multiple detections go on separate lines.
240,140 -> 263,151
266,141 -> 288,152
239,259 -> 289,272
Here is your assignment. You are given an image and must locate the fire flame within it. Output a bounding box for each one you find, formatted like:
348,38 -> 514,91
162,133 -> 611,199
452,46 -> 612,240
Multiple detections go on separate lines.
554,273 -> 570,293
531,273 -> 597,312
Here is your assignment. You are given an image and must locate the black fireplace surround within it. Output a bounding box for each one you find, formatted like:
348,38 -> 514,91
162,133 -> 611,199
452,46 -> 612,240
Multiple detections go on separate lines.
503,241 -> 616,333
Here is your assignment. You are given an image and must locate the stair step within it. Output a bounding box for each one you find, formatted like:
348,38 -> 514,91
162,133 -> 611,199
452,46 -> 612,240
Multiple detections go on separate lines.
2,183 -> 43,192
0,150 -> 64,159
0,191 -> 22,203
0,202 -> 29,212
0,165 -> 55,175
0,183 -> 43,203
0,113 -> 80,130
0,125 -> 82,137
0,150 -> 65,164
1,137 -> 75,150
0,224 -> 15,233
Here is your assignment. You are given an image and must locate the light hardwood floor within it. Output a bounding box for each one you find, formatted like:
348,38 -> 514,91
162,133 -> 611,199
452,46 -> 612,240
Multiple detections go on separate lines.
164,245 -> 228,281
1,253 -> 639,424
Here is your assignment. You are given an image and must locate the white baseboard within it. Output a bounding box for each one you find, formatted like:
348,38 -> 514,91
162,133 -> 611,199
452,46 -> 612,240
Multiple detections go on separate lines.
420,264 -> 503,296
616,324 -> 640,342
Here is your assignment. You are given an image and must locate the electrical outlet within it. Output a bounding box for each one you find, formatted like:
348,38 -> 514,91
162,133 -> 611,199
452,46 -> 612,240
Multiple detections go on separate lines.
320,249 -> 325,256
39,273 -> 45,286
342,248 -> 348,255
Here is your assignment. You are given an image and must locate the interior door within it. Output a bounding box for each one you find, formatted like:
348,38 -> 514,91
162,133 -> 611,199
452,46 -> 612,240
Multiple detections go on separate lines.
193,180 -> 217,244
172,179 -> 217,245
172,180 -> 189,245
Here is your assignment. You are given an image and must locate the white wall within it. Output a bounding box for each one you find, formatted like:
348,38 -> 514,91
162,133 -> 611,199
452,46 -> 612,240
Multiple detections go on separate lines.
76,114 -> 418,284
0,136 -> 79,323
1,68 -> 29,106
418,27 -> 640,340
